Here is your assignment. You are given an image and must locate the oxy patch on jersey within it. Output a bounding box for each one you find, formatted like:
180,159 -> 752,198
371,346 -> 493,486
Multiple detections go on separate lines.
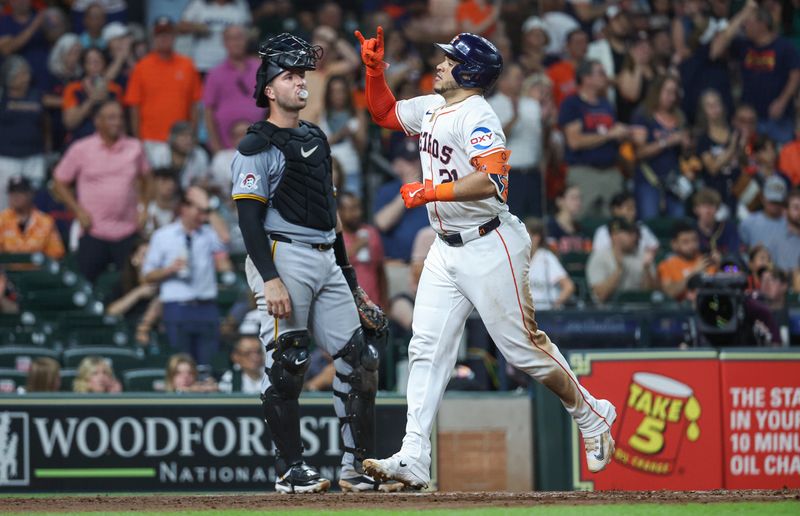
239,172 -> 260,190
469,126 -> 494,150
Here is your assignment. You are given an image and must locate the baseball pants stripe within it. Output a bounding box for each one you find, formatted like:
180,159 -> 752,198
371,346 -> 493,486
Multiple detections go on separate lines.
400,214 -> 613,469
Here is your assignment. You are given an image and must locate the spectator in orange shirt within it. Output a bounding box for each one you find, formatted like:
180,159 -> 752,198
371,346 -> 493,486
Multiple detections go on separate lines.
124,17 -> 202,149
658,220 -> 717,301
547,28 -> 588,108
0,175 -> 64,260
455,0 -> 500,38
62,47 -> 124,142
778,117 -> 800,186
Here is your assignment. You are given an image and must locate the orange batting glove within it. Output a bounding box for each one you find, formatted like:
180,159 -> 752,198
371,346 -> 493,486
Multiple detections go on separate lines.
400,179 -> 455,208
354,26 -> 385,76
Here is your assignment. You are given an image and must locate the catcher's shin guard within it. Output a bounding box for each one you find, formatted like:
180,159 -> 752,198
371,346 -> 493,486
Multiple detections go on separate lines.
333,328 -> 379,472
261,330 -> 311,476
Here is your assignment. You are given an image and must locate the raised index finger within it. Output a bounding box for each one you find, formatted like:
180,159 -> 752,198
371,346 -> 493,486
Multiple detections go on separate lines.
376,26 -> 384,48
354,30 -> 366,45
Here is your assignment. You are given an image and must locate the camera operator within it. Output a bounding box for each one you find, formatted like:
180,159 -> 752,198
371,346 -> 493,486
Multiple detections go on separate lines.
684,258 -> 781,348
658,220 -> 717,301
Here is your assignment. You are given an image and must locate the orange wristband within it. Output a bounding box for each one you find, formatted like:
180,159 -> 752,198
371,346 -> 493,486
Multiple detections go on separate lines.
433,182 -> 455,202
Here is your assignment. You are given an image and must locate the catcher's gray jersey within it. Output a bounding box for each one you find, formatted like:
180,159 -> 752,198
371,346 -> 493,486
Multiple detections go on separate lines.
231,148 -> 336,244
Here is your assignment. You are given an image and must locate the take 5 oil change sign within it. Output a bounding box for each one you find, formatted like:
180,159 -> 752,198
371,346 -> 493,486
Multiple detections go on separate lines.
569,350 -> 723,490
720,350 -> 800,489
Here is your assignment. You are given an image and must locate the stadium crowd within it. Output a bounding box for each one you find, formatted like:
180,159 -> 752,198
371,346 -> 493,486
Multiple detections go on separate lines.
1,0 -> 799,395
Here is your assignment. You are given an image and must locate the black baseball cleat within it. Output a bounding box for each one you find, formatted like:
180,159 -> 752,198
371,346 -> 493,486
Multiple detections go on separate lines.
275,462 -> 331,494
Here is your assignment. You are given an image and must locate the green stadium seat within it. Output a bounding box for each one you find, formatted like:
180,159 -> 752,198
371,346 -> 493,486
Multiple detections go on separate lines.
60,368 -> 77,392
0,346 -> 60,369
1,328 -> 51,346
561,252 -> 590,278
645,217 -> 684,240
0,368 -> 27,393
8,267 -> 79,291
62,252 -> 79,273
569,276 -> 592,305
217,271 -> 245,312
20,288 -> 103,314
94,270 -> 122,302
579,216 -> 609,239
61,346 -> 143,373
122,368 -> 166,392
0,253 -> 47,266
0,313 -> 20,328
141,347 -> 173,369
63,327 -> 131,347
210,348 -> 232,374
230,252 -> 248,274
55,313 -> 119,330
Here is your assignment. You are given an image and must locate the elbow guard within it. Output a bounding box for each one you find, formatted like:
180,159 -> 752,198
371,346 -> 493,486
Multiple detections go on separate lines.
470,149 -> 512,203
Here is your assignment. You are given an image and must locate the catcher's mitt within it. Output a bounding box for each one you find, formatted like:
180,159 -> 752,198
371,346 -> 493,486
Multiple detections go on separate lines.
353,287 -> 388,334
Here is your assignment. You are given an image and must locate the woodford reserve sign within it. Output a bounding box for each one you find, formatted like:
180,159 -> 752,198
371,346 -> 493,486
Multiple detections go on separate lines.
0,395 -> 415,491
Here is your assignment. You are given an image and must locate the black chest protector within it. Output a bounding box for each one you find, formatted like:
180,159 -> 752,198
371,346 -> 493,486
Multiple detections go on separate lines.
238,120 -> 337,231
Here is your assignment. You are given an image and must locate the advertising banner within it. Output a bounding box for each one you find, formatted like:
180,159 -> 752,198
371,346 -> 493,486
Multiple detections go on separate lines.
569,350 -> 723,491
0,395 -> 415,492
720,350 -> 800,489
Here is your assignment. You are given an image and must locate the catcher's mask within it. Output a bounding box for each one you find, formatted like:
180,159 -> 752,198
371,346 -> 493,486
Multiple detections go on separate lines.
254,33 -> 323,107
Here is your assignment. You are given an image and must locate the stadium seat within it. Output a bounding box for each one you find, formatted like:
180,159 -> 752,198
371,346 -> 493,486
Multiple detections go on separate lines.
60,369 -> 77,392
230,252 -> 248,274
1,328 -> 51,346
61,346 -> 144,372
20,288 -> 103,314
0,346 -> 61,370
210,348 -> 232,374
0,252 -> 47,266
93,270 -> 122,302
645,217 -> 683,240
55,313 -> 120,331
217,271 -> 245,312
63,327 -> 131,347
0,368 -> 27,393
569,277 -> 592,305
560,252 -> 590,278
578,216 -> 609,239
122,368 -> 166,392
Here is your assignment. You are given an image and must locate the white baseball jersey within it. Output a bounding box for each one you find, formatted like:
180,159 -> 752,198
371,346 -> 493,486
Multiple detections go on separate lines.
395,94 -> 509,233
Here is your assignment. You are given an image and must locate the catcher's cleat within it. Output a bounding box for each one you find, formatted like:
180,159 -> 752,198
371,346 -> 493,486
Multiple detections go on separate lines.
584,404 -> 617,473
362,454 -> 428,490
338,473 -> 404,493
275,462 -> 331,494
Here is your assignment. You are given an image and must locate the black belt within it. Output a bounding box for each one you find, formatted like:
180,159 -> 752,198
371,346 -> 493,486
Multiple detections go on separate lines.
169,299 -> 216,306
270,233 -> 333,251
438,216 -> 501,246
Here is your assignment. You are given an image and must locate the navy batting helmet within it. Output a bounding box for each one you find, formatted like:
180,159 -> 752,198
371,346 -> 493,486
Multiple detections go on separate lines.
435,33 -> 503,90
254,33 -> 323,107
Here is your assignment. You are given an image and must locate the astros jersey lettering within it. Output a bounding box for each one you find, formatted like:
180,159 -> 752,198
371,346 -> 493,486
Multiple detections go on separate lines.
395,94 -> 509,232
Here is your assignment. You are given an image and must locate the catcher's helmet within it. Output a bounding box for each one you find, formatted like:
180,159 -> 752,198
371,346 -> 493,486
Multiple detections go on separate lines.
254,33 -> 323,107
435,33 -> 503,91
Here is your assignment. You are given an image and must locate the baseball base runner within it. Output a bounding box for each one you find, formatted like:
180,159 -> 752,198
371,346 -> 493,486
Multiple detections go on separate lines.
355,27 -> 617,490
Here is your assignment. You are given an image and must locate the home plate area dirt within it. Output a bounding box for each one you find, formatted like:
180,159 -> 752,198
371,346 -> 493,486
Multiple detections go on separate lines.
2,489 -> 798,512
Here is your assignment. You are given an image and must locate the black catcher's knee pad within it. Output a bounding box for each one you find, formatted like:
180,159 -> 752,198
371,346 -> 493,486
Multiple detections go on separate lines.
267,330 -> 311,399
333,328 -> 380,463
260,330 -> 311,472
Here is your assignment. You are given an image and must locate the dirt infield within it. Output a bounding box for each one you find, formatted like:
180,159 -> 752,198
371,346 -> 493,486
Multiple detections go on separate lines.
2,489 -> 798,512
